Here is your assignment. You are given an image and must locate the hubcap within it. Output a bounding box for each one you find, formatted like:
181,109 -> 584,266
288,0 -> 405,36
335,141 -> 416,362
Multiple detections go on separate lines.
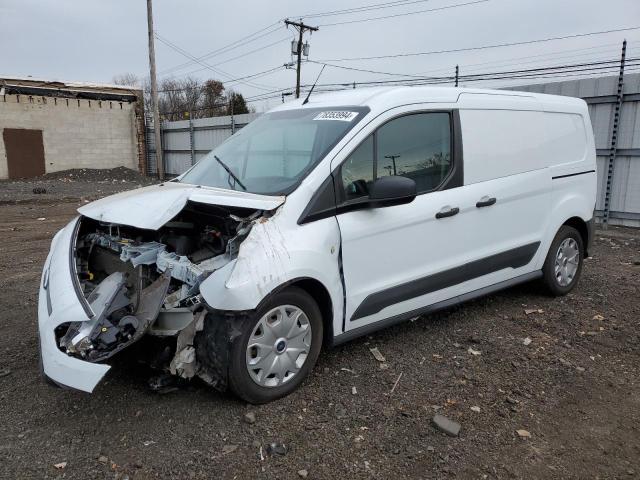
554,238 -> 580,287
245,305 -> 312,388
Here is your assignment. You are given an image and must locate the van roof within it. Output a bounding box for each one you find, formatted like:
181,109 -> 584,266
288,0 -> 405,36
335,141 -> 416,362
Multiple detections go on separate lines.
271,85 -> 586,114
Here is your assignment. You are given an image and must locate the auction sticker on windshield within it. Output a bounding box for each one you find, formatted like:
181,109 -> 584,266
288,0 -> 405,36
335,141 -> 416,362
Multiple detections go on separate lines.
313,111 -> 359,121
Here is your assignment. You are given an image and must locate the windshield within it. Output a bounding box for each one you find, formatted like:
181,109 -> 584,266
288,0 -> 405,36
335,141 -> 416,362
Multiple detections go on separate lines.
178,107 -> 369,195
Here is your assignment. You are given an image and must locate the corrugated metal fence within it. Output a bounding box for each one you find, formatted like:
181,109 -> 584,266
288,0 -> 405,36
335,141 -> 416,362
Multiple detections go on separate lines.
146,73 -> 640,227
145,112 -> 260,176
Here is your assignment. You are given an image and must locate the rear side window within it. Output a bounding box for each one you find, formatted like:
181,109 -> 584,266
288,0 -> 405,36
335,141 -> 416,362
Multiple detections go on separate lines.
340,112 -> 452,200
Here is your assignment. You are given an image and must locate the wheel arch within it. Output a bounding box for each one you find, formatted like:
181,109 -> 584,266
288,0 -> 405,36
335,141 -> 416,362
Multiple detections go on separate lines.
255,277 -> 334,346
562,216 -> 592,257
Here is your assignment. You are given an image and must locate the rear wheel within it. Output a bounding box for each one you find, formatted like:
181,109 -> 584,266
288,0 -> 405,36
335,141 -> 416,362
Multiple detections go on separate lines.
228,287 -> 323,404
542,225 -> 584,296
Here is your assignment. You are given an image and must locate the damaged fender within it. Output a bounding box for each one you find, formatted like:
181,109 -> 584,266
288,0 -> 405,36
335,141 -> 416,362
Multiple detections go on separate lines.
198,209 -> 344,329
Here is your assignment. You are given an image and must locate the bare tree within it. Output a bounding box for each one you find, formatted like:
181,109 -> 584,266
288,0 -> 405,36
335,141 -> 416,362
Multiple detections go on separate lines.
112,73 -> 140,87
181,77 -> 203,118
159,78 -> 187,121
126,73 -> 251,121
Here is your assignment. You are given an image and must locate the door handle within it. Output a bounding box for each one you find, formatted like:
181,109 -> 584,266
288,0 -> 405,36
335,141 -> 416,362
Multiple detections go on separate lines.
435,206 -> 460,219
476,196 -> 497,208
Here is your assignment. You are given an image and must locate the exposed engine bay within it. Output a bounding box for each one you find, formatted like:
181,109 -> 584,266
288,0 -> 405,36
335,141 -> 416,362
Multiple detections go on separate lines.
55,202 -> 264,386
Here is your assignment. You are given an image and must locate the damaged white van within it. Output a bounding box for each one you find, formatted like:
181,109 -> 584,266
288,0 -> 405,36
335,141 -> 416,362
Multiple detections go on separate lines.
38,86 -> 596,403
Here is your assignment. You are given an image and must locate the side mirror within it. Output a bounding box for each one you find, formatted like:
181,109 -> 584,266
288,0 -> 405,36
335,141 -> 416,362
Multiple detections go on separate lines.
368,175 -> 416,208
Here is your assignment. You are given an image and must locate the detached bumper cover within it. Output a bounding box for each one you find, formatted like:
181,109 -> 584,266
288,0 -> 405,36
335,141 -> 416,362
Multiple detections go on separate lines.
37,217 -> 110,393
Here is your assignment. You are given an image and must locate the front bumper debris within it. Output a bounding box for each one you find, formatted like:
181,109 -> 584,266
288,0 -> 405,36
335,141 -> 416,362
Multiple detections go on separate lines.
38,218 -> 110,392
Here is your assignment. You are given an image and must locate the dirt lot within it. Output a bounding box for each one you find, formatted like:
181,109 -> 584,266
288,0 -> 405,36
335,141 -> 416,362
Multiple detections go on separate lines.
1,174 -> 639,479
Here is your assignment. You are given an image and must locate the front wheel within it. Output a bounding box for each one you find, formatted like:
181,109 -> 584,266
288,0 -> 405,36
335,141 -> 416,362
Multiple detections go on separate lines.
228,287 -> 323,404
542,225 -> 584,296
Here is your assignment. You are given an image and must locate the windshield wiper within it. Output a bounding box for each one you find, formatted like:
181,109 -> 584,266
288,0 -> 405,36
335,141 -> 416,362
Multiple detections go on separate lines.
213,155 -> 246,191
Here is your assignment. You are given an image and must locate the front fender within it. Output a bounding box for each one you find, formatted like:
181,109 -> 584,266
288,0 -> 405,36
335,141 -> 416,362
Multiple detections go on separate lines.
198,215 -> 343,330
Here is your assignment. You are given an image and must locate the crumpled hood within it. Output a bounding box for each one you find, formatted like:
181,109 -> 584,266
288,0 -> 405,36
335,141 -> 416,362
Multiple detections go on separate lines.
78,182 -> 285,230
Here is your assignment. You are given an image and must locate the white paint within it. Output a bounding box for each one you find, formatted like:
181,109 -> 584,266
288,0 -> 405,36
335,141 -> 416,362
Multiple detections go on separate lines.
38,218 -> 110,392
78,182 -> 285,230
38,86 -> 596,392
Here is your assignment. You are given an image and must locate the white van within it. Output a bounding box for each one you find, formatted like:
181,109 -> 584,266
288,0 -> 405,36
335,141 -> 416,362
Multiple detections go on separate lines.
38,87 -> 596,403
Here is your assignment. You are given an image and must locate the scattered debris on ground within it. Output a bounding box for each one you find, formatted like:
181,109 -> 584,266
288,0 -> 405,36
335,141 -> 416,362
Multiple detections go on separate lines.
432,414 -> 461,437
0,182 -> 639,478
0,167 -> 156,205
369,347 -> 386,362
266,443 -> 287,456
517,429 -> 532,439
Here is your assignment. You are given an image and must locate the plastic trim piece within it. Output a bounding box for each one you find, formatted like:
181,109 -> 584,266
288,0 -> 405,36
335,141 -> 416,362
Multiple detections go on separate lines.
552,170 -> 595,180
298,176 -> 337,225
351,242 -> 540,320
332,271 -> 542,346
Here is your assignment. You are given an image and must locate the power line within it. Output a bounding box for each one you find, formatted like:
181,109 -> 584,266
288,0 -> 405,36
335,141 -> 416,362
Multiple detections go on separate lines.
318,26 -> 640,62
227,57 -> 639,106
153,32 -> 277,92
318,0 -> 490,27
307,59 -> 440,78
310,43 -> 639,87
412,41 -> 630,76
163,36 -> 290,79
300,57 -> 640,89
294,0 -> 433,19
158,22 -> 285,76
309,57 -> 638,85
157,66 -> 285,94
224,63 -> 640,105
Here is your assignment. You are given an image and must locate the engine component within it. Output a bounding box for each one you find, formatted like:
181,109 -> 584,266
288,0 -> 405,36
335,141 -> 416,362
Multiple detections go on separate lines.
116,241 -> 205,286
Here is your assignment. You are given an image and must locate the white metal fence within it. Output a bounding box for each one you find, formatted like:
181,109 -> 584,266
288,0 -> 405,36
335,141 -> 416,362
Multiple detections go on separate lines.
146,73 -> 640,227
145,112 -> 260,176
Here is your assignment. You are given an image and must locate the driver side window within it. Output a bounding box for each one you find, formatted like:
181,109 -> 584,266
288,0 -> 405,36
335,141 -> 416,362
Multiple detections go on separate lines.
339,112 -> 452,201
341,135 -> 374,201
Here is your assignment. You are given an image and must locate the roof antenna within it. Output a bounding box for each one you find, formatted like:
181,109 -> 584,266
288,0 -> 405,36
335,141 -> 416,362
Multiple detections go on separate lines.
302,64 -> 325,105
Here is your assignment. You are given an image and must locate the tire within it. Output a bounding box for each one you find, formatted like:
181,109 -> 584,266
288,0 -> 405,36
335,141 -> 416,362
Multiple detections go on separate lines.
542,225 -> 584,296
228,287 -> 323,404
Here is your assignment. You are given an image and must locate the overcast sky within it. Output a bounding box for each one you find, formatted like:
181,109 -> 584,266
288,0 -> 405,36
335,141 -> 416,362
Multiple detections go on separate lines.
2,0 -> 639,111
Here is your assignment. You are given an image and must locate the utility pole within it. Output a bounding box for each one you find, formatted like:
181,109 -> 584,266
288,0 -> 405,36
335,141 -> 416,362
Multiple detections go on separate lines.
284,19 -> 318,98
455,65 -> 459,87
146,0 -> 164,180
229,94 -> 235,134
384,154 -> 400,175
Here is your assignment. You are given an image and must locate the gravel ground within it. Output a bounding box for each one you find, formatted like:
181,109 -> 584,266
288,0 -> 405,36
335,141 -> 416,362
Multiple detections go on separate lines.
0,177 -> 639,479
0,167 -> 155,205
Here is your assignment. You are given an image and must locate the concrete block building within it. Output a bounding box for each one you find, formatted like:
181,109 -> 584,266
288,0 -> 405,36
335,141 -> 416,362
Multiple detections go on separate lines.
0,76 -> 146,179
